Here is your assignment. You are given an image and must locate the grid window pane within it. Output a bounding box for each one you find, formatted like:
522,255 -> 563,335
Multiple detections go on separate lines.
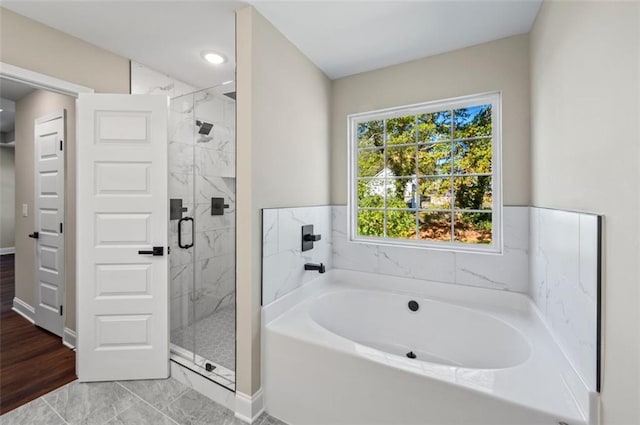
417,111 -> 451,142
385,116 -> 415,145
418,143 -> 452,176
453,139 -> 492,174
453,176 -> 492,210
353,94 -> 498,249
454,212 -> 492,244
357,120 -> 384,148
418,178 -> 452,210
386,146 -> 416,177
357,179 -> 385,208
418,211 -> 452,242
358,148 -> 385,177
386,209 -> 417,239
453,105 -> 492,139
386,178 -> 415,208
357,209 -> 385,237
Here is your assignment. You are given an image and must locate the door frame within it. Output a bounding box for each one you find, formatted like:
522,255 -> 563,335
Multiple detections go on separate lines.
1,62 -> 93,348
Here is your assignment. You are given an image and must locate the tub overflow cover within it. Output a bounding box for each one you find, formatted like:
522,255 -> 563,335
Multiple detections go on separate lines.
408,300 -> 419,312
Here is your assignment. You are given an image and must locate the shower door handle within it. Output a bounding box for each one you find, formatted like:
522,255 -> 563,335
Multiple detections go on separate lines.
178,217 -> 194,249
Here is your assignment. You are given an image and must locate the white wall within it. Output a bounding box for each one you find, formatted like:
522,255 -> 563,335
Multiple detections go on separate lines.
530,1 -> 640,423
331,34 -> 530,206
236,6 -> 331,396
0,147 -> 15,250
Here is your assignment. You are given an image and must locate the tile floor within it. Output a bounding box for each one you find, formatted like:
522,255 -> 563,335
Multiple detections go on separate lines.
171,304 -> 236,371
0,377 -> 286,425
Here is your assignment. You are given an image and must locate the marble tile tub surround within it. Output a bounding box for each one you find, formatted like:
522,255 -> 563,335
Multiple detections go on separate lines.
261,205 -> 527,306
0,378 -> 287,425
262,206 -> 333,305
530,207 -> 601,393
331,205 -> 530,293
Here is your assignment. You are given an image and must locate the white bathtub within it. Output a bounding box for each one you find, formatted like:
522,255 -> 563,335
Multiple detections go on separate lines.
263,270 -> 596,425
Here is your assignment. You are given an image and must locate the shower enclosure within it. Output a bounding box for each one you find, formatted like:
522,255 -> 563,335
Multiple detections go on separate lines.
168,84 -> 236,390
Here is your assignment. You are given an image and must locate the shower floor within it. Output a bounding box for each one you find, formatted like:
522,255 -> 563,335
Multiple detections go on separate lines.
171,304 -> 236,372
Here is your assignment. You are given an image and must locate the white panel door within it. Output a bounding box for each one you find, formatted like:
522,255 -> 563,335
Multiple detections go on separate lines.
77,94 -> 169,381
34,111 -> 65,337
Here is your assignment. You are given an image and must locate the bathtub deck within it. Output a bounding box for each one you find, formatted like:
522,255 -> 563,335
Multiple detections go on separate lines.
263,269 -> 592,425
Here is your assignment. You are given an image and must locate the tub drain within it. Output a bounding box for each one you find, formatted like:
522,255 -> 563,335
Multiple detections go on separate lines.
406,351 -> 416,359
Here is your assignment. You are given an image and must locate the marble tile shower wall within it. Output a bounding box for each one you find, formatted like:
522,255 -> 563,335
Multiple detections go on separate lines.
130,61 -> 197,98
193,90 -> 236,323
168,90 -> 236,332
262,206 -> 333,305
530,207 -> 600,392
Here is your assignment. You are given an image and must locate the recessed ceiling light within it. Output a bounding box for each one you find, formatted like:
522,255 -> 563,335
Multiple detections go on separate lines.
0,109 -> 3,112
201,51 -> 226,65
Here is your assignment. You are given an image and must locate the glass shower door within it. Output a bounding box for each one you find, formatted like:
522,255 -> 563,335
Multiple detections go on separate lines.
192,88 -> 236,384
168,92 -> 197,364
168,85 -> 236,390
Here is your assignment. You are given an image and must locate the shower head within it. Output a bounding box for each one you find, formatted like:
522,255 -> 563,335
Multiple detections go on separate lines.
196,120 -> 213,135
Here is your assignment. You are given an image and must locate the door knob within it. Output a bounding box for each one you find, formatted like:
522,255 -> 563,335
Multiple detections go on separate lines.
28,232 -> 39,239
138,246 -> 164,256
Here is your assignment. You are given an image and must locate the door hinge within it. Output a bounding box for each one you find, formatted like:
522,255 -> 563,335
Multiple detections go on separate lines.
59,305 -> 63,316
60,140 -> 63,151
60,222 -> 63,233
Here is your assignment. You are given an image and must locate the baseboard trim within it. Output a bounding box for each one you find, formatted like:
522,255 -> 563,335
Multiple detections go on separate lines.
235,389 -> 264,424
63,327 -> 76,349
0,247 -> 15,255
12,297 -> 34,323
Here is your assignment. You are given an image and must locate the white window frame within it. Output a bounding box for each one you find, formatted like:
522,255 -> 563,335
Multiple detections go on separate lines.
347,91 -> 503,254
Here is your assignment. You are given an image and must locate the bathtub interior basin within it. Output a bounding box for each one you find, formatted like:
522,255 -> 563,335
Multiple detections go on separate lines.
309,290 -> 532,369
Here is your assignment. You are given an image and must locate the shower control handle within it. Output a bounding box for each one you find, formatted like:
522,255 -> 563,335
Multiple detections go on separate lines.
178,217 -> 194,249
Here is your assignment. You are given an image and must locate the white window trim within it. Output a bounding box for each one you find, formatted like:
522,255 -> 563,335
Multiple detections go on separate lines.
347,91 -> 503,254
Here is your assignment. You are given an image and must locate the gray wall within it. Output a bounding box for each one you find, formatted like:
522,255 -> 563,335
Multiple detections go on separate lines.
0,146 -> 15,249
236,6 -> 332,396
530,1 -> 640,423
331,34 -> 531,206
0,7 -> 130,93
15,90 -> 76,329
2,7 -> 130,333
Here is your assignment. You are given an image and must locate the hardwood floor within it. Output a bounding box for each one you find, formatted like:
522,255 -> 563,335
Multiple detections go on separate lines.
0,254 -> 76,415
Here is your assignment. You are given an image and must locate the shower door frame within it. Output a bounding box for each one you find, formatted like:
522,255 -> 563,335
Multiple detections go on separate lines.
168,86 -> 237,392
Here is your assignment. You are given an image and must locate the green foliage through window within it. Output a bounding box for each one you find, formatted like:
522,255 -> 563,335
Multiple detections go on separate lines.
353,95 -> 498,246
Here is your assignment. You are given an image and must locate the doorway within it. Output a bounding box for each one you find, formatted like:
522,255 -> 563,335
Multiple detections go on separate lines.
0,77 -> 76,414
0,65 -> 92,414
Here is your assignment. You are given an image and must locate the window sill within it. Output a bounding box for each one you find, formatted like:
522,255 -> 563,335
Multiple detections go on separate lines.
348,236 -> 504,256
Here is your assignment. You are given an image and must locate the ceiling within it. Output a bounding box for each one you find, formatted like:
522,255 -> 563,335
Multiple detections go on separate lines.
250,1 -> 542,79
2,1 -> 542,86
0,78 -> 36,101
2,1 -> 243,89
0,78 -> 36,134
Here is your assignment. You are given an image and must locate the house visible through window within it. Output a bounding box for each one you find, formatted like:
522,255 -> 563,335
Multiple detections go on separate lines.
349,92 -> 502,252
